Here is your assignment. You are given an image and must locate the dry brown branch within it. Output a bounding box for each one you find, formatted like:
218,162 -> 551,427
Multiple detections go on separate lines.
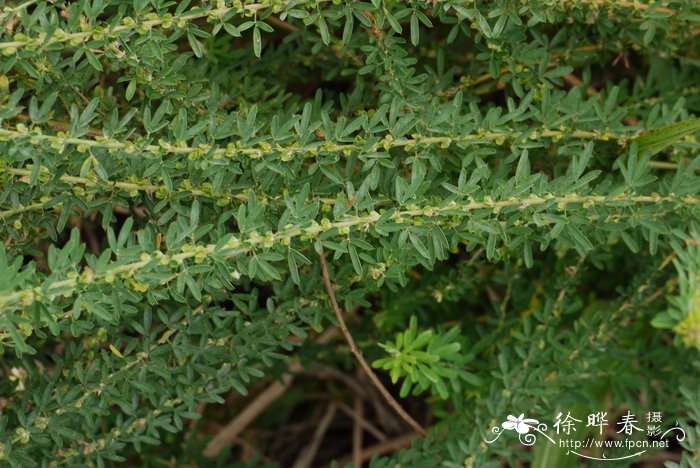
266,15 -> 301,33
562,73 -> 597,96
112,204 -> 148,218
12,110 -> 110,137
352,394 -> 363,468
318,250 -> 427,437
336,401 -> 387,442
291,402 -> 337,468
187,402 -> 206,432
203,361 -> 302,457
363,372 -> 404,433
309,367 -> 368,399
317,325 -> 341,344
226,434 -> 274,463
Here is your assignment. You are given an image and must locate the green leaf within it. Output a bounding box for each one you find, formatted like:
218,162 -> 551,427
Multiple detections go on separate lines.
635,117 -> 700,156
411,330 -> 433,350
187,31 -> 203,57
288,250 -> 300,285
253,25 -> 262,58
184,273 -> 201,301
620,230 -> 639,253
85,49 -> 103,71
224,23 -> 241,37
409,233 -> 431,260
568,224 -> 593,252
410,13 -> 419,45
651,312 -> 675,329
257,258 -> 281,281
126,80 -> 137,101
523,239 -> 533,268
385,10 -> 402,33
318,16 -> 330,45
348,243 -> 363,275
342,10 -> 354,43
190,199 -> 200,227
1,318 -> 35,356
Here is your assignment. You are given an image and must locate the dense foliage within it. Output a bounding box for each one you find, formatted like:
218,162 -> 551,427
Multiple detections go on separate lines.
1,0 -> 700,466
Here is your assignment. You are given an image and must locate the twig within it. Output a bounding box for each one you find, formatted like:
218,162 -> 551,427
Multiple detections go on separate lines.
318,250 -> 427,437
233,435 -> 272,462
317,325 -> 341,344
562,73 -> 597,97
202,361 -> 301,457
353,392 -> 363,468
552,255 -> 587,315
187,401 -> 206,432
292,402 -> 337,468
336,401 -> 387,442
309,367 -> 368,399
266,15 -> 300,33
364,376 -> 403,433
13,113 -> 110,138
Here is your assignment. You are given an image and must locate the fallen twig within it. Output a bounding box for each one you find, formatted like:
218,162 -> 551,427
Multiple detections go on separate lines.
352,394 -> 363,468
336,401 -> 387,442
292,402 -> 337,468
203,361 -> 302,457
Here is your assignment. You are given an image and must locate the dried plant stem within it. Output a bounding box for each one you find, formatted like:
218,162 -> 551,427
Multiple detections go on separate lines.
336,401 -> 387,441
318,250 -> 427,437
203,361 -> 301,458
352,393 -> 363,468
291,402 -> 337,468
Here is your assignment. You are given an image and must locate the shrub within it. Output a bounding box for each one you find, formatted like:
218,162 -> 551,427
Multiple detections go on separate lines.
1,0 -> 700,466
